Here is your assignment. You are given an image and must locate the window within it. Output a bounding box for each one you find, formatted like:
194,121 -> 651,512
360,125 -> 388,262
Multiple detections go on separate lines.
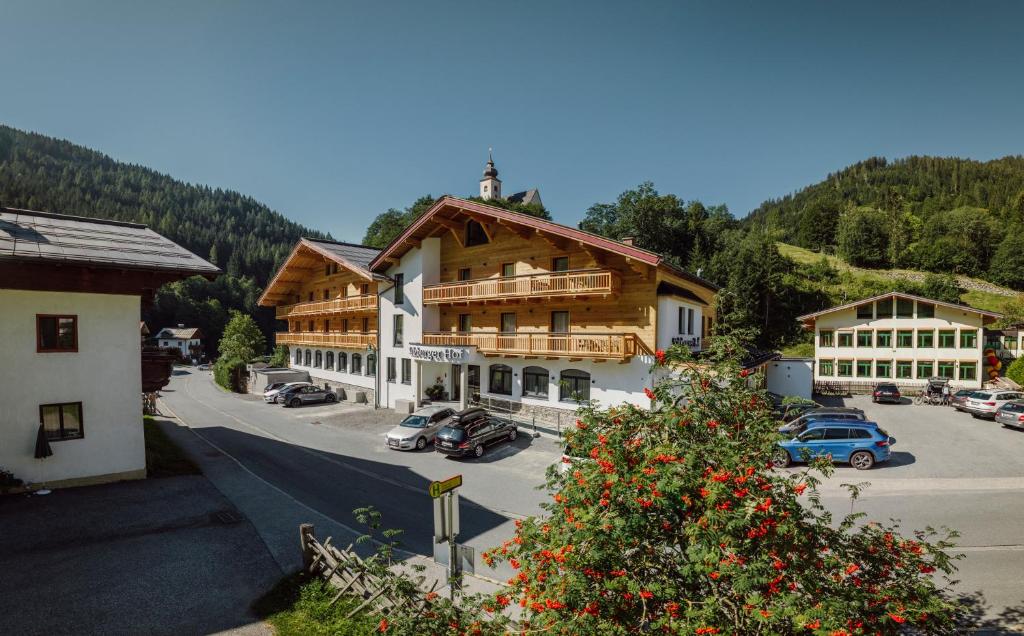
937,361 -> 955,379
895,361 -> 913,379
325,352 -> 334,369
960,330 -> 978,349
501,262 -> 515,278
818,360 -> 834,376
687,308 -> 695,335
824,428 -> 851,440
917,330 -> 934,348
294,349 -> 302,364
875,330 -> 892,347
37,315 -> 77,352
837,332 -> 853,347
551,311 -> 570,333
314,351 -> 322,368
360,283 -> 369,295
819,330 -> 833,347
308,320 -> 314,331
552,256 -> 569,272
489,364 -> 512,395
323,319 -> 330,333
458,268 -> 472,281
559,369 -> 591,402
341,318 -> 349,332
40,402 -> 83,441
856,361 -> 872,378
401,358 -> 411,384
856,303 -> 873,319
366,354 -> 376,376
875,360 -> 892,378
837,360 -> 853,377
458,314 -> 472,332
338,352 -> 347,372
523,366 -> 549,398
386,357 -> 396,383
393,315 -> 403,346
308,292 -> 314,302
501,312 -> 517,333
938,330 -> 956,348
877,298 -> 893,318
959,362 -> 977,381
896,297 -> 913,318
798,428 -> 826,442
466,220 -> 489,246
896,330 -> 914,348
916,361 -> 933,379
352,353 -> 362,375
917,302 -> 934,318
857,331 -> 872,347
304,349 -> 311,366
1008,338 -> 1019,351
323,289 -> 330,300
362,317 -> 370,332
394,273 -> 405,305
325,263 -> 332,276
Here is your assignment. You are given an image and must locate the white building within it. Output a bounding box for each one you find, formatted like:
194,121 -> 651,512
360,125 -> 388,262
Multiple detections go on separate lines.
0,206 -> 219,488
798,292 -> 1003,391
155,325 -> 204,360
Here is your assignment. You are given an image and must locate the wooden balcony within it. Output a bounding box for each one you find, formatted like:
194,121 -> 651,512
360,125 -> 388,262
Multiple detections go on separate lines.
422,331 -> 645,361
275,332 -> 378,348
275,295 -> 377,319
423,269 -> 620,305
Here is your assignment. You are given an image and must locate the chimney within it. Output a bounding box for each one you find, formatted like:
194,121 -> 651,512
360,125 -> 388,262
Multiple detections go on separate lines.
177,323 -> 185,329
620,236 -> 635,246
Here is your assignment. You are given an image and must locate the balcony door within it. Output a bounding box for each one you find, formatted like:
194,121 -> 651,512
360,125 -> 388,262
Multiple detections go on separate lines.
550,311 -> 570,333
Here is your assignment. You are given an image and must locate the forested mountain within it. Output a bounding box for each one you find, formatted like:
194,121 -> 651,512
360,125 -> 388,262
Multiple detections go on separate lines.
0,124 -> 328,352
744,156 -> 1024,288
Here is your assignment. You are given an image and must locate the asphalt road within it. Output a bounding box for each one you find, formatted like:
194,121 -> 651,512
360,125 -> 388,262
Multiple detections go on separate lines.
161,370 -> 1024,631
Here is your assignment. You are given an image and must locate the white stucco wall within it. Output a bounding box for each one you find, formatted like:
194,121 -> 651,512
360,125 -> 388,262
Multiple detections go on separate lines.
158,337 -> 201,354
656,296 -> 704,352
0,289 -> 144,485
289,346 -> 376,390
766,359 -> 814,400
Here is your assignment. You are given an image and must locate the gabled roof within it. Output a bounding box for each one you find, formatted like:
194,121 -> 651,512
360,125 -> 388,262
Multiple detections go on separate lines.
797,291 -> 1003,325
506,189 -> 542,207
0,206 -> 219,276
367,195 -> 718,292
258,238 -> 382,306
157,327 -> 202,339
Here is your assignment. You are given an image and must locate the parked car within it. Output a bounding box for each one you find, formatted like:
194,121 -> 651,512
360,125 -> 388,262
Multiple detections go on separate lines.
449,406 -> 488,427
434,416 -> 517,458
196,363 -> 211,371
773,421 -> 895,470
278,384 -> 337,407
964,390 -> 1024,419
950,389 -> 977,411
778,408 -> 866,435
995,401 -> 1024,430
871,382 -> 902,404
385,406 -> 456,451
264,381 -> 311,403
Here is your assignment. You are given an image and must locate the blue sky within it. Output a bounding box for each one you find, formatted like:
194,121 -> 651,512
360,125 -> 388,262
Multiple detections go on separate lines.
1,1 -> 1022,240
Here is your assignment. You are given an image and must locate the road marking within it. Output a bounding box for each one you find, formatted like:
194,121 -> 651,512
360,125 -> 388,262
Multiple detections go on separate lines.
957,545 -> 1024,553
815,477 -> 1024,496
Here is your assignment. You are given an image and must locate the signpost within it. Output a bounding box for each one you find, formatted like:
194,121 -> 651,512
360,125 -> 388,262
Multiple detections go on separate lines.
430,474 -> 464,599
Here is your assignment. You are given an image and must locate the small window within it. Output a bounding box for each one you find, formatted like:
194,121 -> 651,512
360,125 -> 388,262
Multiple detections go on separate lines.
362,317 -> 370,332
687,308 -> 694,335
850,428 -> 873,439
959,362 -> 977,381
819,331 -> 834,347
458,314 -> 472,332
386,357 -> 396,383
294,349 -> 302,364
489,364 -> 513,395
559,369 -> 591,402
895,361 -> 913,379
551,311 -> 570,333
401,358 -> 411,384
938,330 -> 956,348
393,315 -> 404,347
323,319 -> 330,333
857,332 -> 872,347
896,298 -> 914,318
837,360 -> 853,377
875,360 -> 892,378
916,361 -> 933,379
37,315 -> 77,352
917,302 -> 935,318
352,353 -> 362,375
960,330 -> 977,349
523,366 -> 549,398
314,351 -> 322,368
394,273 -> 405,305
325,351 -> 334,369
837,333 -> 853,347
338,352 -> 347,372
552,257 -> 569,272
458,268 -> 472,281
818,360 -> 834,376
501,262 -> 515,278
856,361 -> 872,378
917,330 -> 934,348
876,331 -> 892,348
304,349 -> 311,366
856,303 -> 873,320
323,289 -> 330,300
341,318 -> 349,332
465,220 -> 489,246
877,298 -> 893,318
40,402 -> 83,441
896,330 -> 914,348
366,354 -> 377,376
501,312 -> 517,333
937,361 -> 955,379
360,283 -> 369,295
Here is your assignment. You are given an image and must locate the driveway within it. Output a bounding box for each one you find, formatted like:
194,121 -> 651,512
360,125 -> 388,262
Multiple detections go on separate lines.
0,475 -> 280,636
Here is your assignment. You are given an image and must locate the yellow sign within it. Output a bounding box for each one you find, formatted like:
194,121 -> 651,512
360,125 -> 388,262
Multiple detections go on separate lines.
429,474 -> 462,498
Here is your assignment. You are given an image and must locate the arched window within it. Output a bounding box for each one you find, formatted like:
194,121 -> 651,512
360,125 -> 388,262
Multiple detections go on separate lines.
338,352 -> 347,372
489,364 -> 512,395
522,366 -> 549,398
352,353 -> 362,375
294,348 -> 301,364
559,369 -> 591,402
366,354 -> 377,376
314,350 -> 323,368
325,351 -> 334,370
303,349 -> 311,366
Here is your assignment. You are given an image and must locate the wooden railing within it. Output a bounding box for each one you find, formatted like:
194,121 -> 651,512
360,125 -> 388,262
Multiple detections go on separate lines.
276,332 -> 378,348
422,331 -> 644,360
275,295 -> 377,318
423,269 -> 620,304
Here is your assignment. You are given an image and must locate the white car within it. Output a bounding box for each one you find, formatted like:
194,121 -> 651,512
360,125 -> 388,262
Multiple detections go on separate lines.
385,406 -> 456,451
264,381 -> 311,403
965,390 -> 1024,419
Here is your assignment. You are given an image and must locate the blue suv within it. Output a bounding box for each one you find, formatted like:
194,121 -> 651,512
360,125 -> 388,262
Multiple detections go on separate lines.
773,421 -> 895,470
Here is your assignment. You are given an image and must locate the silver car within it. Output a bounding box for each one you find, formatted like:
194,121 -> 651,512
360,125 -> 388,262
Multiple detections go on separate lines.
264,381 -> 311,403
386,406 -> 456,451
994,401 -> 1024,429
965,391 -> 1024,419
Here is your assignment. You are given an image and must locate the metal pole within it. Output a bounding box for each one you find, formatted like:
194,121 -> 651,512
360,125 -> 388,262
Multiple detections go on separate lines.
447,491 -> 458,600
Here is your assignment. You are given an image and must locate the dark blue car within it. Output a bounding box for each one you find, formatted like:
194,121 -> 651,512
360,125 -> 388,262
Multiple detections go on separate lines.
772,421 -> 895,470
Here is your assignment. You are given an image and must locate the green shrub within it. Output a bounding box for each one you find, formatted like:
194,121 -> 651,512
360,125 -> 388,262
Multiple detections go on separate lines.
269,345 -> 290,368
1007,357 -> 1024,387
213,356 -> 246,392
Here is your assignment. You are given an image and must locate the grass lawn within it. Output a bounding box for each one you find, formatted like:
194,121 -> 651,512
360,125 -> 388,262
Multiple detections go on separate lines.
252,572 -> 380,636
144,416 -> 200,478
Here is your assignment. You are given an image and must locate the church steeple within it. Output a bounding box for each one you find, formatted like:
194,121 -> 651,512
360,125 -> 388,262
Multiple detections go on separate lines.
479,149 -> 501,200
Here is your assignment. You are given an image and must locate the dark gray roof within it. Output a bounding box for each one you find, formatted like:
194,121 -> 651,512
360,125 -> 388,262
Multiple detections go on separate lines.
0,207 -> 220,275
303,237 -> 380,270
506,189 -> 542,206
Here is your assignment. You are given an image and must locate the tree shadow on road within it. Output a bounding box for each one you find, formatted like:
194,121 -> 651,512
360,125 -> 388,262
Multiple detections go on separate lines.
955,591 -> 1024,634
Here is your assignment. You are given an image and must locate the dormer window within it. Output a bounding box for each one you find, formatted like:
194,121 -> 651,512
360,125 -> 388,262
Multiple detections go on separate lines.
465,220 -> 489,247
